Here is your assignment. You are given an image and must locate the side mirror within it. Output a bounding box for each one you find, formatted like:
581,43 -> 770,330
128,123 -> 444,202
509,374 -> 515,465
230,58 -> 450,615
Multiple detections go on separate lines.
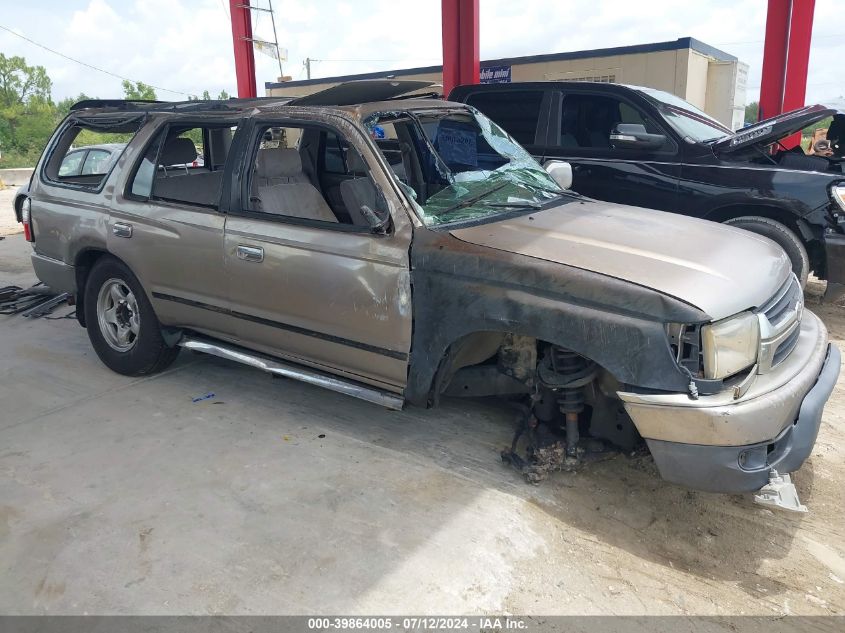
609,123 -> 666,150
544,160 -> 573,190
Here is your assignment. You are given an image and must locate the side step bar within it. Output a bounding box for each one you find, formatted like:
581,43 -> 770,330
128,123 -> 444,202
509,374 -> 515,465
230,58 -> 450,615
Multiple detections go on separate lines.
179,335 -> 405,410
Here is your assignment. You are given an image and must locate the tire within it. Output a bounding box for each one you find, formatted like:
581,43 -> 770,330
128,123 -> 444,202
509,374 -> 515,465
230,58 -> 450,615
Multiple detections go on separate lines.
724,216 -> 810,288
84,256 -> 179,376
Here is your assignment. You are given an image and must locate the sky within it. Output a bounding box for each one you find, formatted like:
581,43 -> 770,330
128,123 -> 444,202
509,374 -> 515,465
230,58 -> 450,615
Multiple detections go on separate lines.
0,0 -> 843,108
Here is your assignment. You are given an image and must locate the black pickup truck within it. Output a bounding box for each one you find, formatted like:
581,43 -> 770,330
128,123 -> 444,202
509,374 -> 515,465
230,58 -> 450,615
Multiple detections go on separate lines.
448,82 -> 845,294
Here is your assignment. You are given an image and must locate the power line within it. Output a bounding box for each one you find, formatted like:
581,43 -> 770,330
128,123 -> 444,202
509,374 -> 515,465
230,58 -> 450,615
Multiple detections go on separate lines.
0,23 -> 197,98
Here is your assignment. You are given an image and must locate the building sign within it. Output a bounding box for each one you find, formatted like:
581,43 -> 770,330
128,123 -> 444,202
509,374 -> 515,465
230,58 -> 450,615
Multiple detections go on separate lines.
480,65 -> 511,84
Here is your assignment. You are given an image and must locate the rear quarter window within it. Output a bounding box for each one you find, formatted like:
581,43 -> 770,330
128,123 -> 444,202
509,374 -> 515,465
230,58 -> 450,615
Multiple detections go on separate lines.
41,116 -> 143,191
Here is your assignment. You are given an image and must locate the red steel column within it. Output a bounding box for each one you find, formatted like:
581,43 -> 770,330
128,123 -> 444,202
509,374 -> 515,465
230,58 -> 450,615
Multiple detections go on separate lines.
781,0 -> 815,147
441,0 -> 479,98
759,0 -> 815,136
759,0 -> 790,122
230,0 -> 257,98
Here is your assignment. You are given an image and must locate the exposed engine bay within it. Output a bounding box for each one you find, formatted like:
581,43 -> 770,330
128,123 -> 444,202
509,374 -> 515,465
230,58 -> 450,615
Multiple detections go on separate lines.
731,112 -> 845,173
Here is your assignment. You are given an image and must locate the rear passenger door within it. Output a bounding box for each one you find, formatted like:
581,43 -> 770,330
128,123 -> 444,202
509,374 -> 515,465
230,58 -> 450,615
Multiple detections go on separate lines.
222,116 -> 413,394
545,90 -> 681,210
111,118 -> 241,339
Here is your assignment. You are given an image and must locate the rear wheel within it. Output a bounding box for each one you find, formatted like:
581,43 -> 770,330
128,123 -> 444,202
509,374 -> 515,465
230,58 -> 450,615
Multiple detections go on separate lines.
84,256 -> 179,375
724,216 -> 809,287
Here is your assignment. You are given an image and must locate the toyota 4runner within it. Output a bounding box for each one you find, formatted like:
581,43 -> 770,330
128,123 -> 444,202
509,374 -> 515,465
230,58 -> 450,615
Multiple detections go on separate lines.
14,81 -> 840,503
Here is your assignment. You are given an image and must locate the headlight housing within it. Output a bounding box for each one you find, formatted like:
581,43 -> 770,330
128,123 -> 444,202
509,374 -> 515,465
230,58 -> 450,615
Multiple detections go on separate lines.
832,184 -> 845,212
701,312 -> 760,380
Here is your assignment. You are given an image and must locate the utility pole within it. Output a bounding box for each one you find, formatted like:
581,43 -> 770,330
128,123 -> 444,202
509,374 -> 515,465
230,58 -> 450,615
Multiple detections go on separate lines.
267,0 -> 284,79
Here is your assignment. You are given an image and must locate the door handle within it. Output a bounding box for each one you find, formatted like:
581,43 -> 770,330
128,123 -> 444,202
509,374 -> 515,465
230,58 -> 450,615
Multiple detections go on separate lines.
113,222 -> 133,238
236,245 -> 264,263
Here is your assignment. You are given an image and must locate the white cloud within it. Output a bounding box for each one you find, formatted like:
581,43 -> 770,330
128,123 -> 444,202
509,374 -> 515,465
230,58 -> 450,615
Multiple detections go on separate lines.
0,0 -> 841,105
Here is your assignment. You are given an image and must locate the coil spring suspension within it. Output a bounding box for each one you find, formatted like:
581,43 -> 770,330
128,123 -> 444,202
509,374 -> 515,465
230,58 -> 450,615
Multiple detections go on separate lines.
537,347 -> 597,459
554,350 -> 585,458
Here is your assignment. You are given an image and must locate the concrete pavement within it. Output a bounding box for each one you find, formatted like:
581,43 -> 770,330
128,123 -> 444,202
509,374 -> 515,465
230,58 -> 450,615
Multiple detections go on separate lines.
1,233 -> 844,615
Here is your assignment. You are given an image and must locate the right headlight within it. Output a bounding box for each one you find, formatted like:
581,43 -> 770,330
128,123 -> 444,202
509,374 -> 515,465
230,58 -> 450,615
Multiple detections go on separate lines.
832,184 -> 845,212
701,311 -> 760,380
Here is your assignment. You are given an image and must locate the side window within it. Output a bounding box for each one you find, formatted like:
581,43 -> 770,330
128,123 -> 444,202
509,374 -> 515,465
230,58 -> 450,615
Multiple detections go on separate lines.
128,122 -> 237,207
43,117 -> 142,190
58,151 -> 85,176
247,124 -> 386,229
81,149 -> 111,175
560,94 -> 667,150
463,90 -> 544,145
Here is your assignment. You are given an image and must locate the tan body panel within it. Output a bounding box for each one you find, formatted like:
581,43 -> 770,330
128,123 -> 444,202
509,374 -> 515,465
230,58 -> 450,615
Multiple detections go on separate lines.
223,218 -> 411,391
451,198 -> 792,320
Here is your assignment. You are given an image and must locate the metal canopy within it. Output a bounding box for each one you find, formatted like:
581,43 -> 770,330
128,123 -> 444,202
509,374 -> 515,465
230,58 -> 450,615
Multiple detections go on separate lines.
288,80 -> 436,106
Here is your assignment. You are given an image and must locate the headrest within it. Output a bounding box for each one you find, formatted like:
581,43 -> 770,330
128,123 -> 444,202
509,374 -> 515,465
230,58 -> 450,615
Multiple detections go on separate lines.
255,147 -> 302,177
345,149 -> 368,174
161,137 -> 197,166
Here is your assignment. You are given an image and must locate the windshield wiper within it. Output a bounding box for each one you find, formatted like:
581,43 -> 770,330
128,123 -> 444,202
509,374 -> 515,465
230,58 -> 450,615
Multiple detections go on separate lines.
434,182 -> 510,216
480,201 -> 542,209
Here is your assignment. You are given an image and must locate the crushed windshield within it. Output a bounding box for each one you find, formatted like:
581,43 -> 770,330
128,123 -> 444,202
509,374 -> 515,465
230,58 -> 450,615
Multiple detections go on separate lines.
635,87 -> 732,143
366,108 -> 568,226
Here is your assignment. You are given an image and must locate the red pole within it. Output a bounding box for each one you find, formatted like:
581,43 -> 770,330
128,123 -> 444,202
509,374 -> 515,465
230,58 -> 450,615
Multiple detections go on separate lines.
758,0 -> 816,141
441,0 -> 479,98
441,0 -> 460,98
759,0 -> 790,122
457,0 -> 480,89
230,0 -> 257,98
781,0 -> 815,148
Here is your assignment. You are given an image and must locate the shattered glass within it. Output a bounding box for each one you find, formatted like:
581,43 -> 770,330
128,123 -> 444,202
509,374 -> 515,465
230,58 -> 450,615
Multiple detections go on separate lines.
368,108 -> 572,227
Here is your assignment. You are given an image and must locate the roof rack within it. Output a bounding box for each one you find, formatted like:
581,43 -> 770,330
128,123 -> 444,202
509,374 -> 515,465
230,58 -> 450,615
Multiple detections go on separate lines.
69,96 -> 297,113
70,98 -> 164,111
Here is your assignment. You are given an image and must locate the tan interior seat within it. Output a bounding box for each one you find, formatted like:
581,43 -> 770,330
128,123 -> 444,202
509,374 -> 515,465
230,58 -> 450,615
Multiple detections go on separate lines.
253,147 -> 338,223
339,150 -> 379,227
253,148 -> 308,188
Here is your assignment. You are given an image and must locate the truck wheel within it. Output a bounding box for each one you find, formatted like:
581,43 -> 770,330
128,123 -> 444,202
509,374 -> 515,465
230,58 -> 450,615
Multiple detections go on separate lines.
724,216 -> 809,287
84,256 -> 179,376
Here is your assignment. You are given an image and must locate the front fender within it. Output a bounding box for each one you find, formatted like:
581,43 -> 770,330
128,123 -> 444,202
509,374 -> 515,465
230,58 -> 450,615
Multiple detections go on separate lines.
405,229 -> 709,406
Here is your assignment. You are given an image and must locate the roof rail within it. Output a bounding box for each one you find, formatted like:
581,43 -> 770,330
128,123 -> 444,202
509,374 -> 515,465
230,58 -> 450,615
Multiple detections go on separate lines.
70,99 -> 164,111
69,96 -> 298,113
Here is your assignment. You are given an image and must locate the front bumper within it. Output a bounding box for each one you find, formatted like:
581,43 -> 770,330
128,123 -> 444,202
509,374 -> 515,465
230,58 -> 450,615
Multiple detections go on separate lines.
619,311 -> 840,492
823,232 -> 845,299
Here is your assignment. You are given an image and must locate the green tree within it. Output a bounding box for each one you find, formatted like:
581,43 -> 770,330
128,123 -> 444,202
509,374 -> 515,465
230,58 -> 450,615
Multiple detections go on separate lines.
744,101 -> 759,124
121,80 -> 156,100
188,89 -> 231,102
0,54 -> 55,167
0,53 -> 52,107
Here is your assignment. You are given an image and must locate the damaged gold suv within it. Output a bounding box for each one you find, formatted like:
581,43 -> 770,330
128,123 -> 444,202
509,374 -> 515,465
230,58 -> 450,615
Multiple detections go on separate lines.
19,81 -> 840,504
